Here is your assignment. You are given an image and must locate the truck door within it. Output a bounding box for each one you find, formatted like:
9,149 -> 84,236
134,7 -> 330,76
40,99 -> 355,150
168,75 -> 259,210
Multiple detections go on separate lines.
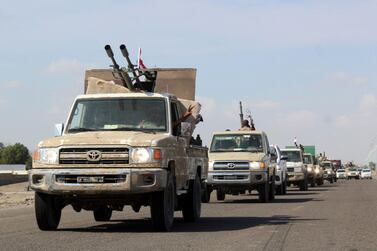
170,102 -> 188,189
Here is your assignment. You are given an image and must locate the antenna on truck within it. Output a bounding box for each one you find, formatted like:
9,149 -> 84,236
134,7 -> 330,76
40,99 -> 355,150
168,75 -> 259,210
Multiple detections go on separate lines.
104,44 -> 134,90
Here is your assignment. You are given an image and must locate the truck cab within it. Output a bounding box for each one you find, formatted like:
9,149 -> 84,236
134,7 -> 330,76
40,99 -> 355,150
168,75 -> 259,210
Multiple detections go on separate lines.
30,92 -> 208,231
321,161 -> 336,183
281,148 -> 308,191
207,130 -> 276,203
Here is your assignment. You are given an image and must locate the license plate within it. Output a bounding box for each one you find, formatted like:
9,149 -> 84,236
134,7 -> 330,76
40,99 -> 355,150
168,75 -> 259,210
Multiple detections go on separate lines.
224,175 -> 236,180
77,176 -> 104,183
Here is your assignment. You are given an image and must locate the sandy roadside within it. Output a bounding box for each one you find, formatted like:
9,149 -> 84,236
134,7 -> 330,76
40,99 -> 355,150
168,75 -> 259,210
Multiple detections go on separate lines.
0,182 -> 34,209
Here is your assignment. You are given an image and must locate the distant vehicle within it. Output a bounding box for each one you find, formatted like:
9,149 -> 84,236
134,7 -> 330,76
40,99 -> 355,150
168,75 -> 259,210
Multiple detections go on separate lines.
303,153 -> 316,187
336,169 -> 347,179
361,169 -> 372,179
347,168 -> 360,180
270,145 -> 288,195
321,161 -> 336,183
281,148 -> 308,191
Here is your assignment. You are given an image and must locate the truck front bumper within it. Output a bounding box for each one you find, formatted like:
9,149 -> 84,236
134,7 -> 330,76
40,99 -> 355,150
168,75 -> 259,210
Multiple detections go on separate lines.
29,168 -> 167,195
207,171 -> 268,187
287,172 -> 305,182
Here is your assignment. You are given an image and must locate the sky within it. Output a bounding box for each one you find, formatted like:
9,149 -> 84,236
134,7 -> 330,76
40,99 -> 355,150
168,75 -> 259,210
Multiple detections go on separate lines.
1,0 -> 377,164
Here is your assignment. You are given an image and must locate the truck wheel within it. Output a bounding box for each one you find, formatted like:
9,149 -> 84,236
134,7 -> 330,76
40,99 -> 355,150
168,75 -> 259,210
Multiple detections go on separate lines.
151,172 -> 175,231
216,189 -> 225,201
93,207 -> 112,221
35,192 -> 61,231
330,177 -> 334,183
276,184 -> 282,195
201,184 -> 211,203
282,179 -> 288,195
310,179 -> 316,187
182,173 -> 201,222
258,182 -> 269,203
268,176 -> 275,201
299,176 -> 307,191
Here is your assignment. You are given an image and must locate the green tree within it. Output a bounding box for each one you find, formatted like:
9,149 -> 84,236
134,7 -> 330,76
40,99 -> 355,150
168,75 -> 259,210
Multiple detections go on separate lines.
1,143 -> 30,164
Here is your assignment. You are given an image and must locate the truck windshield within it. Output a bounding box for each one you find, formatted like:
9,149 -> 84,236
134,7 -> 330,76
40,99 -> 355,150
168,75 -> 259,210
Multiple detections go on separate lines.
210,134 -> 264,153
66,98 -> 167,133
281,150 -> 301,162
323,163 -> 332,168
303,155 -> 313,164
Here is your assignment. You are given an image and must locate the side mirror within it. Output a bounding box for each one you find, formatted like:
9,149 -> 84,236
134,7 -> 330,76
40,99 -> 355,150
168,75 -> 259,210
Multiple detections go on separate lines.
280,155 -> 288,161
54,123 -> 64,137
180,122 -> 192,137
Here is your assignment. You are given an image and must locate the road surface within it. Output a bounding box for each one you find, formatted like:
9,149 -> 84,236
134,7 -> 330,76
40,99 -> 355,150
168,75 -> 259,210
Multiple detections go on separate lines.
1,179 -> 376,250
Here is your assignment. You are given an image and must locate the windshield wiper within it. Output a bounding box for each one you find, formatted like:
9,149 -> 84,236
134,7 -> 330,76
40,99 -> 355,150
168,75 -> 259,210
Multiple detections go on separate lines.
106,127 -> 157,134
68,127 -> 95,133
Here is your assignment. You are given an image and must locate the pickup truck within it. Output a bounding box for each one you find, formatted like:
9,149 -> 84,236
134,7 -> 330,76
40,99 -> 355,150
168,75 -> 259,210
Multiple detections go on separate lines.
30,70 -> 208,232
303,153 -> 316,187
207,130 -> 276,203
281,148 -> 308,191
322,161 -> 336,183
270,145 -> 288,195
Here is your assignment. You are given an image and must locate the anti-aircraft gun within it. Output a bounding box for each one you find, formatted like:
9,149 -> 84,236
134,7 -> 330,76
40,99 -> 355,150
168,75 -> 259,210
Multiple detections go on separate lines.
104,44 -> 156,92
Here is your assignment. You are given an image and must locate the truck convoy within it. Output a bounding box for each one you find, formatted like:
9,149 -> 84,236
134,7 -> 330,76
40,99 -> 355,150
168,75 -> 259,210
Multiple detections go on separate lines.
30,45 -> 208,231
207,130 -> 276,202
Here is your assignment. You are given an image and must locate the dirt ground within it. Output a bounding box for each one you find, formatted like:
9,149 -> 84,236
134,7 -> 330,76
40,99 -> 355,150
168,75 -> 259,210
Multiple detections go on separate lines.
0,182 -> 33,209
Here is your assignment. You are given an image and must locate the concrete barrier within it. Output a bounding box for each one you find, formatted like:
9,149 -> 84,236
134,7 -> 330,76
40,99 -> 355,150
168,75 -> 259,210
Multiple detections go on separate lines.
0,171 -> 28,186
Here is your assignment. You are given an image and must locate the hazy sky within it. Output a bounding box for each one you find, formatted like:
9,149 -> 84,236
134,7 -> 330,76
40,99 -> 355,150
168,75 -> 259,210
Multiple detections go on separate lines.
1,0 -> 377,164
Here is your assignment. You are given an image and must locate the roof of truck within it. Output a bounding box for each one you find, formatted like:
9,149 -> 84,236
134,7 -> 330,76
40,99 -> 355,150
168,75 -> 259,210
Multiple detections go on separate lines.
212,130 -> 265,135
76,92 -> 177,100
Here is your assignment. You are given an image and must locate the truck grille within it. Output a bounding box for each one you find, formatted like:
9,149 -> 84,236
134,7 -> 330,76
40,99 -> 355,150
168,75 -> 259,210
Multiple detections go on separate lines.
213,161 -> 249,171
287,167 -> 294,172
213,175 -> 248,180
59,148 -> 129,164
55,174 -> 127,184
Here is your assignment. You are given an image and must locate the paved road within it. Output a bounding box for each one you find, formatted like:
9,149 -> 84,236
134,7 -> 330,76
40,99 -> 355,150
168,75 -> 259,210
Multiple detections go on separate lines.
1,179 -> 376,251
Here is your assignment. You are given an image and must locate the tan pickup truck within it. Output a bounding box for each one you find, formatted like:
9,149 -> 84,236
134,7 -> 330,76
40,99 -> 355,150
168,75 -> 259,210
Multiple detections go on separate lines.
30,67 -> 208,232
206,130 -> 276,203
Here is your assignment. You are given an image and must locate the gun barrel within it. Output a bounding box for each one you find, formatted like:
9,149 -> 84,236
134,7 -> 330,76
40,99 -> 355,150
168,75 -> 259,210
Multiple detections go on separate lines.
104,45 -> 114,58
119,44 -> 140,84
119,44 -> 129,58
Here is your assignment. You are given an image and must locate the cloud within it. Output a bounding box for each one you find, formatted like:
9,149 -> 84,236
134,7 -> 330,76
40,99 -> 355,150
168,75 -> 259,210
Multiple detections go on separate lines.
327,72 -> 369,87
46,58 -> 91,75
276,110 -> 317,129
0,80 -> 22,90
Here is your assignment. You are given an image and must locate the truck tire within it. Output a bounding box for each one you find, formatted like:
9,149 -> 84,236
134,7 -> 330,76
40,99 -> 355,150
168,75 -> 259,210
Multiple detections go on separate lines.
35,192 -> 61,231
330,177 -> 334,183
310,179 -> 316,187
201,184 -> 211,203
216,189 -> 225,201
299,175 -> 308,191
258,182 -> 269,203
182,173 -> 201,222
151,172 -> 175,231
268,175 -> 275,201
93,208 -> 112,221
282,179 -> 288,195
276,183 -> 283,195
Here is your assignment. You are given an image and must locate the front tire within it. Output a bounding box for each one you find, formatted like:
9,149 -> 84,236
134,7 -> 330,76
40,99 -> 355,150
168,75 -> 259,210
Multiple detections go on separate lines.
216,189 -> 226,201
258,182 -> 269,203
151,172 -> 175,231
93,207 -> 112,221
201,184 -> 211,203
35,192 -> 61,231
182,173 -> 201,222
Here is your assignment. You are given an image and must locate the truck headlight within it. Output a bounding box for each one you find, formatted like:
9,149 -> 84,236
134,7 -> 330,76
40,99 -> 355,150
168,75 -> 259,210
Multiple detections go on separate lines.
315,169 -> 320,174
34,148 -> 59,164
307,167 -> 312,172
130,148 -> 162,163
250,162 -> 266,170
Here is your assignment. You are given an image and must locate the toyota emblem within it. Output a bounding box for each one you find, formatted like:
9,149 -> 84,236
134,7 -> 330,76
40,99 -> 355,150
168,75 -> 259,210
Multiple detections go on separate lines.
227,163 -> 235,169
87,150 -> 102,162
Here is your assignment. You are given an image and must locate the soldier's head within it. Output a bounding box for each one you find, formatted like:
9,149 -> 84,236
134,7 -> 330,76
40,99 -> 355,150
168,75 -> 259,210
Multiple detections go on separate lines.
241,119 -> 250,128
